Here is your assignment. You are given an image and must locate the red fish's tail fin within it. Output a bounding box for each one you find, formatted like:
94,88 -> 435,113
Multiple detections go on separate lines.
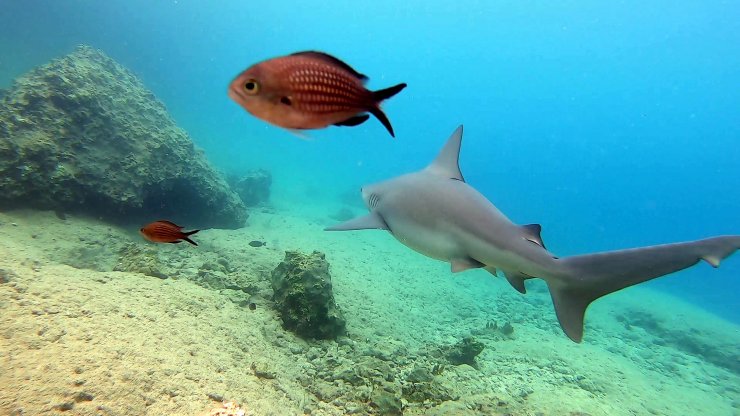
370,83 -> 407,138
182,229 -> 200,246
373,83 -> 407,102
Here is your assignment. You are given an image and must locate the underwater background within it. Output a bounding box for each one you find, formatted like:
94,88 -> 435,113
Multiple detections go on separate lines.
1,1 -> 739,415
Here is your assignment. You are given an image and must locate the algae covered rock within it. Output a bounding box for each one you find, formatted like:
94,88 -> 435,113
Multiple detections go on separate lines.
270,250 -> 346,340
0,45 -> 246,228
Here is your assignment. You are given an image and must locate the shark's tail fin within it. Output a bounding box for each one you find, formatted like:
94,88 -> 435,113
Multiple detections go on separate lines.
550,235 -> 740,342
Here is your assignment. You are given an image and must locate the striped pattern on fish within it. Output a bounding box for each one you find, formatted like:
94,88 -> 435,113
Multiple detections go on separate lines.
228,51 -> 406,137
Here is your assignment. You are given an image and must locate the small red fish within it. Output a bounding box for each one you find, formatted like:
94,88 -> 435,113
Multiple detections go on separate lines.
228,51 -> 407,137
140,220 -> 199,246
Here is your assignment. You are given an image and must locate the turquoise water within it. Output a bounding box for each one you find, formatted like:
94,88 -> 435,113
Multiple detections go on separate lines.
1,1 -> 739,414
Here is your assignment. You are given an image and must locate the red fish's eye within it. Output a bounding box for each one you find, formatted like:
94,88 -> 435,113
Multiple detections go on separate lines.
244,79 -> 260,95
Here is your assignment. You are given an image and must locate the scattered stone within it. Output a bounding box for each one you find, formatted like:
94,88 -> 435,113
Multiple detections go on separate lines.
369,388 -> 402,416
114,243 -> 167,279
0,268 -> 18,284
73,391 -> 94,402
440,337 -> 485,368
501,322 -> 514,335
270,251 -> 346,340
207,392 -> 224,402
55,401 -> 74,411
251,362 -> 277,379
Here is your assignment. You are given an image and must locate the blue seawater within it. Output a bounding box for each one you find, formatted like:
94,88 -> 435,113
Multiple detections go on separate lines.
1,2 -> 737,334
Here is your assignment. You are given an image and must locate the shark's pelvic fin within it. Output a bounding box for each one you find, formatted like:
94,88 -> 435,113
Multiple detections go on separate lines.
501,270 -> 530,294
425,125 -> 465,181
324,212 -> 389,231
451,257 -> 485,273
550,235 -> 740,342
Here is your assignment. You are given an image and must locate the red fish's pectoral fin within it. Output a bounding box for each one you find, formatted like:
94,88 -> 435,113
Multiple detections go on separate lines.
285,128 -> 312,141
169,240 -> 182,244
334,114 -> 370,127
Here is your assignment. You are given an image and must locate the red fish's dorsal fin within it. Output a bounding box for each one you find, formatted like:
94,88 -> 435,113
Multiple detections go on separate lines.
157,220 -> 182,229
290,51 -> 369,82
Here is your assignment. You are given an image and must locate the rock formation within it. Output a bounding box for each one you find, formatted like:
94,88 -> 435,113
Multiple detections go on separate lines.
0,45 -> 246,228
270,250 -> 346,340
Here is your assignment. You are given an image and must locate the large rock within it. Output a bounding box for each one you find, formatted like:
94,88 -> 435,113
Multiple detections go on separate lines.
270,251 -> 346,340
0,45 -> 246,228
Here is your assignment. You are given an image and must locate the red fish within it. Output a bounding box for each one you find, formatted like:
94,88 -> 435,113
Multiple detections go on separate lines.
228,51 -> 407,137
140,220 -> 199,246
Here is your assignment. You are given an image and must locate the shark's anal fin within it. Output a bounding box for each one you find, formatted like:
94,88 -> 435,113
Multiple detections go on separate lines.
521,224 -> 546,249
502,270 -> 529,294
451,257 -> 485,273
325,212 -> 389,231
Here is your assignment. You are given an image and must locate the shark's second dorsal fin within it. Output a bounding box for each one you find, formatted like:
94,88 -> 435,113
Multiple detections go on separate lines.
521,224 -> 546,249
425,125 -> 465,182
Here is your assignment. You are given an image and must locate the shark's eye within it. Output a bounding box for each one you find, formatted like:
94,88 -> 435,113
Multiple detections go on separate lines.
244,79 -> 260,95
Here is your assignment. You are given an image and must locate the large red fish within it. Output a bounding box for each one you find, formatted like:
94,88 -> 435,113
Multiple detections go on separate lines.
140,220 -> 199,246
228,51 -> 407,137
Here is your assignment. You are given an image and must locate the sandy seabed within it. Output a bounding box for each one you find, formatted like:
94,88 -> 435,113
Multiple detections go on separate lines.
0,206 -> 738,416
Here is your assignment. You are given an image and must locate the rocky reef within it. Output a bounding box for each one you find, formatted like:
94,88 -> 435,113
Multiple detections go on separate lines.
0,45 -> 246,228
270,250 -> 346,340
229,169 -> 271,207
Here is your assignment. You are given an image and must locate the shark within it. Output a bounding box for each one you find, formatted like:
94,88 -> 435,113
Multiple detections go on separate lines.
326,125 -> 740,342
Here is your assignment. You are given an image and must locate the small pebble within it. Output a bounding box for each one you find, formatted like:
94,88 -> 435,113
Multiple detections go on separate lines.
207,392 -> 224,402
74,392 -> 94,402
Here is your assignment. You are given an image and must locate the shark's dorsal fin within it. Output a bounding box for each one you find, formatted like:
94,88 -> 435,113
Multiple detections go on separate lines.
425,125 -> 465,182
521,224 -> 546,249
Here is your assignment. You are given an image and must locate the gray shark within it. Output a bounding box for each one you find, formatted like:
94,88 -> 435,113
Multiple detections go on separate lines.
326,126 -> 740,342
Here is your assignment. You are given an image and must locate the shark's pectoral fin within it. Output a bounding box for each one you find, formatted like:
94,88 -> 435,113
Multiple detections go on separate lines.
548,284 -> 593,343
450,257 -> 485,273
324,212 -> 389,231
501,270 -> 530,294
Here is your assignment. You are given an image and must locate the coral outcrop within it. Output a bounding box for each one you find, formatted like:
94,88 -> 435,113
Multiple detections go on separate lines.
0,45 -> 246,228
270,250 -> 346,340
